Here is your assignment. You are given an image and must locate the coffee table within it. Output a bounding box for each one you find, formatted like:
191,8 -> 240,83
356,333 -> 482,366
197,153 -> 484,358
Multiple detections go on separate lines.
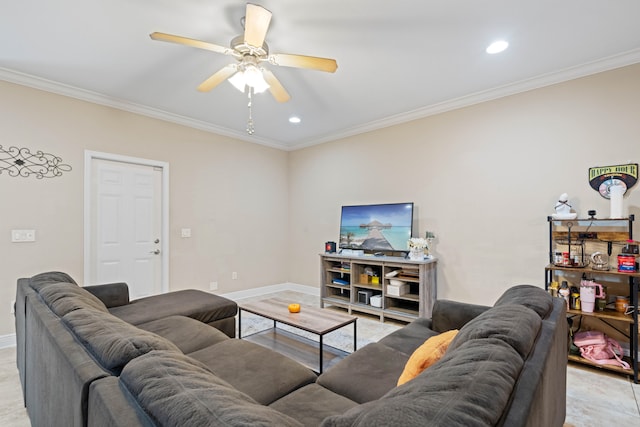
238,298 -> 357,373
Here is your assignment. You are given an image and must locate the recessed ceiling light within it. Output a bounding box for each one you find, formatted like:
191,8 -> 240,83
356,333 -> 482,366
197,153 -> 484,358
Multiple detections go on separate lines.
486,40 -> 509,54
289,116 -> 301,124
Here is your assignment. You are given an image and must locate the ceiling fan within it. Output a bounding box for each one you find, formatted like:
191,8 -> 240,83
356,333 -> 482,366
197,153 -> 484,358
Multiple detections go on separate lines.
150,3 -> 338,104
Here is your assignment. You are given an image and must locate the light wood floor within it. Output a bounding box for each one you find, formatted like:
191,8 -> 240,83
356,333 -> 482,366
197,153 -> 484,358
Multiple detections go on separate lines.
1,291 -> 639,426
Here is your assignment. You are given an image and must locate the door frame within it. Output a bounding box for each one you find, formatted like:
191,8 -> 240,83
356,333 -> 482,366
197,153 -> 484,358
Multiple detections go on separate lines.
83,150 -> 170,293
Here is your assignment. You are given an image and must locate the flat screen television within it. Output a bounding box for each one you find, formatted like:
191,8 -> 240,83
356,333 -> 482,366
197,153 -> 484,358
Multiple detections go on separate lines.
339,202 -> 414,252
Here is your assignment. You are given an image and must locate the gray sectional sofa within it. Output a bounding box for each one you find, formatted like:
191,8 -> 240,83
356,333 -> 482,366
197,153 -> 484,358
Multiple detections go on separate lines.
16,272 -> 567,427
15,272 -> 238,426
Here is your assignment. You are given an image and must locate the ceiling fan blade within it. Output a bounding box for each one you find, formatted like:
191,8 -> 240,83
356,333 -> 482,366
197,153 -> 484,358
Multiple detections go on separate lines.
269,53 -> 338,73
244,3 -> 272,48
262,69 -> 291,103
150,32 -> 230,55
197,65 -> 238,92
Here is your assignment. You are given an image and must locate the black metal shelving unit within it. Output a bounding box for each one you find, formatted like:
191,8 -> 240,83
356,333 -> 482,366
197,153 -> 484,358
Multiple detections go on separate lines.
545,215 -> 638,383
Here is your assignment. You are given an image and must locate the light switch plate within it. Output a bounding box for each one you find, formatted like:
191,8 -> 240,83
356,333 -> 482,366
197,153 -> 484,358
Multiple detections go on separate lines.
12,229 -> 36,242
181,228 -> 191,238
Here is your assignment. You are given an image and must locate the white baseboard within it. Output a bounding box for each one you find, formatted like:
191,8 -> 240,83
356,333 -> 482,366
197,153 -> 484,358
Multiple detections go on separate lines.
0,333 -> 16,349
218,282 -> 319,301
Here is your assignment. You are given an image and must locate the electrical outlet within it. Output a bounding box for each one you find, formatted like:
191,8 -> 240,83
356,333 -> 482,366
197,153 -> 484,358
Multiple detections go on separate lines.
209,282 -> 218,291
181,228 -> 191,238
232,272 -> 238,280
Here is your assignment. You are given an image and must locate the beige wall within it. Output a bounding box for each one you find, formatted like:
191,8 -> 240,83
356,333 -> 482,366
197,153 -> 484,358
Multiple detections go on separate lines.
0,81 -> 289,336
288,63 -> 640,306
2,63 -> 639,337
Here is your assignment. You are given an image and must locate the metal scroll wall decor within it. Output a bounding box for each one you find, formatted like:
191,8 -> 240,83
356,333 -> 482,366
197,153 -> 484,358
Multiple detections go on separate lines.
0,145 -> 71,179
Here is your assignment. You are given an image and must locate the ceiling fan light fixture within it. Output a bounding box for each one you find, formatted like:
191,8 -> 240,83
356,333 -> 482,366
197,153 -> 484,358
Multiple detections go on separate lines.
244,65 -> 270,93
228,71 -> 247,92
228,65 -> 270,94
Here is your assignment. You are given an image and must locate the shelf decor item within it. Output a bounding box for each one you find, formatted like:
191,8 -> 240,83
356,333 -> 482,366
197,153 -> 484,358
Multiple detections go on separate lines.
408,237 -> 428,260
610,183 -> 625,218
551,193 -> 577,220
588,163 -> 637,199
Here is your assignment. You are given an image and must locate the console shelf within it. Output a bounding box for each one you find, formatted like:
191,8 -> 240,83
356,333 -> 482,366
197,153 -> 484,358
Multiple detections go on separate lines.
320,254 -> 437,322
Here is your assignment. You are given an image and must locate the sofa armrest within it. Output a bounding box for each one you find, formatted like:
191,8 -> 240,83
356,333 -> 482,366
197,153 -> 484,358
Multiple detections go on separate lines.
84,283 -> 130,308
431,299 -> 490,332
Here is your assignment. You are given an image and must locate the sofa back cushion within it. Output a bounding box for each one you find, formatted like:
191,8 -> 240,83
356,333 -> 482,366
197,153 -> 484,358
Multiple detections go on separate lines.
321,303 -> 544,427
493,284 -> 553,318
447,304 -> 542,360
29,271 -> 77,292
321,338 -> 524,427
120,351 -> 303,427
62,309 -> 180,375
39,282 -> 109,317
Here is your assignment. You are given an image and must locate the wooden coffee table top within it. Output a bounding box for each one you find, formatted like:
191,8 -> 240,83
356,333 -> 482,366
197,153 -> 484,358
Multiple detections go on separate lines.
240,298 -> 356,336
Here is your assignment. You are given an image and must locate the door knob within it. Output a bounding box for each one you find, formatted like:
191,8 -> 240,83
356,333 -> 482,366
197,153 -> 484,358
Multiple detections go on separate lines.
150,249 -> 160,255
154,239 -> 160,244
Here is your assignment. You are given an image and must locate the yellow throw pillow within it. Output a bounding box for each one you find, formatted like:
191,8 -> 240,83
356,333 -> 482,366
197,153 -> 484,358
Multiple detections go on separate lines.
397,329 -> 459,386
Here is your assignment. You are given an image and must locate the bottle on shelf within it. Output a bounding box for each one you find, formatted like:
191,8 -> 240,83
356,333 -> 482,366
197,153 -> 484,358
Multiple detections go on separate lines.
559,281 -> 570,309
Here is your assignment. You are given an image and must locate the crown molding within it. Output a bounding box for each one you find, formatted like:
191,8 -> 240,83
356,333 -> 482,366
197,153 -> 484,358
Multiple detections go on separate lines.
292,48 -> 640,150
0,67 -> 289,151
2,47 -> 640,152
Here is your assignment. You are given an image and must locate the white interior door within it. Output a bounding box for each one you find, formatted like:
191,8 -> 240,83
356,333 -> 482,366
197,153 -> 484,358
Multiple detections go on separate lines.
85,153 -> 169,299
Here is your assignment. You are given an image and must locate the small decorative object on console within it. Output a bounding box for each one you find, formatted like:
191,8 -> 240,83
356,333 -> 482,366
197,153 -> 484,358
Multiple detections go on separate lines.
387,280 -> 408,296
325,241 -> 337,253
407,237 -> 428,261
357,290 -> 373,305
425,231 -> 436,256
369,295 -> 382,308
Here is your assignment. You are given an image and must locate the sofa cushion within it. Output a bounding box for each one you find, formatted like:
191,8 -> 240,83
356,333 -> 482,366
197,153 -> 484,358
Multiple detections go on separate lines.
431,299 -> 490,332
270,384 -> 359,427
188,339 -> 317,405
120,350 -> 303,427
447,304 -> 542,360
137,315 -> 230,354
396,329 -> 458,386
317,343 -> 409,404
62,308 -> 181,374
38,282 -> 109,317
84,282 -> 130,308
29,271 -> 77,292
321,338 -> 524,427
109,289 -> 237,325
378,317 -> 438,356
493,284 -> 553,318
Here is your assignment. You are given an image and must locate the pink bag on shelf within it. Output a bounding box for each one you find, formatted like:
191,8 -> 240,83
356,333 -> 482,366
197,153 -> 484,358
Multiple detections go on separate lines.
573,330 -> 630,370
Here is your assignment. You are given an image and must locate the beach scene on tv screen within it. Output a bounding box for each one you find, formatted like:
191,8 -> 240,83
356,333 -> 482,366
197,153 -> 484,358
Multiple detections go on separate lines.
339,203 -> 413,251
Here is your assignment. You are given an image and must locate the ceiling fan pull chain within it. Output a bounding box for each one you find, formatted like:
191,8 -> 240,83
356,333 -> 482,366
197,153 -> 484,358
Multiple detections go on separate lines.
246,88 -> 255,135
